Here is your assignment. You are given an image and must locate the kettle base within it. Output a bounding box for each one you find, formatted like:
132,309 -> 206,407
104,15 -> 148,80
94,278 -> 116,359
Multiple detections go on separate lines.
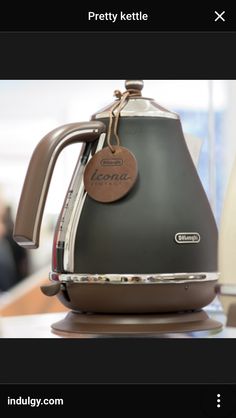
51,310 -> 222,337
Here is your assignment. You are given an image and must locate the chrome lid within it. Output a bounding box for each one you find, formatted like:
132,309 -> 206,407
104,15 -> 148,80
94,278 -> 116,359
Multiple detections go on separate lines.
92,80 -> 179,120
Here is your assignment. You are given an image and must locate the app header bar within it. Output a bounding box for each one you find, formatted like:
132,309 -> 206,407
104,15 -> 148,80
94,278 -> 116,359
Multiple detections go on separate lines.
0,7 -> 235,31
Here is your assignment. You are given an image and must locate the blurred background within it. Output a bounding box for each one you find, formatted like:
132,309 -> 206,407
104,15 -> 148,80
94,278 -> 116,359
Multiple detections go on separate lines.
0,79 -> 235,316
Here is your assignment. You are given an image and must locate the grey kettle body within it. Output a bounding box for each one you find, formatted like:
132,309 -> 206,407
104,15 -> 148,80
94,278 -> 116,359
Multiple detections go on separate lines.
13,80 -> 218,314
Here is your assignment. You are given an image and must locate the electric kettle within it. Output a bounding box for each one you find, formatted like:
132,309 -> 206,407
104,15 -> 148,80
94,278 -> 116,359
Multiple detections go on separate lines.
13,80 -> 218,314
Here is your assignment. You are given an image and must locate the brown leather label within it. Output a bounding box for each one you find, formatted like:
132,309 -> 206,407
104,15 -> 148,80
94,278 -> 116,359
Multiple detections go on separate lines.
84,146 -> 138,203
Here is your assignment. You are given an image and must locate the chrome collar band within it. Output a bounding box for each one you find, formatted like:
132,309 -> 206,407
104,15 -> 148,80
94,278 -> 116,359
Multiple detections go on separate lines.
50,272 -> 219,284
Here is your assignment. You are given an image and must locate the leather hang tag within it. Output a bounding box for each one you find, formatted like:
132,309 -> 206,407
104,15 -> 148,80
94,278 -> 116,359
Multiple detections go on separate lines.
84,146 -> 138,203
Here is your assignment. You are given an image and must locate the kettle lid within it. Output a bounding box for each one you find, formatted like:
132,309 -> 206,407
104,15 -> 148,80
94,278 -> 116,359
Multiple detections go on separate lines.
92,80 -> 179,120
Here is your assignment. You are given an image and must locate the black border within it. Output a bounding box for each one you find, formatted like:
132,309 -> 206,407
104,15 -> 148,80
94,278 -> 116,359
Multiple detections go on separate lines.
0,32 -> 236,79
0,339 -> 236,383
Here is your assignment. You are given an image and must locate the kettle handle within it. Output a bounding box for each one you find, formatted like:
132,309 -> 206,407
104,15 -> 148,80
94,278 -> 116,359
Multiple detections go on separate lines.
13,121 -> 106,248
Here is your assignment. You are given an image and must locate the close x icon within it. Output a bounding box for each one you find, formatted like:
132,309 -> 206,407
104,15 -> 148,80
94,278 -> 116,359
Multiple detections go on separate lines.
214,11 -> 226,22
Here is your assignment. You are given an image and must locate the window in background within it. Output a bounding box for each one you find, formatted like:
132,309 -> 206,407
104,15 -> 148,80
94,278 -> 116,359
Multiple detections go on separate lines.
173,80 -> 226,223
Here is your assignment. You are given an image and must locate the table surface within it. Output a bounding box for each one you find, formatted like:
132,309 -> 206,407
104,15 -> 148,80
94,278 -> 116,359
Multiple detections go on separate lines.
1,307 -> 236,338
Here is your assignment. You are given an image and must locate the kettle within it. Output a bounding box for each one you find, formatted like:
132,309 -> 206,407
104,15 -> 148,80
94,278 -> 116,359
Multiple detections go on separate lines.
13,80 -> 218,314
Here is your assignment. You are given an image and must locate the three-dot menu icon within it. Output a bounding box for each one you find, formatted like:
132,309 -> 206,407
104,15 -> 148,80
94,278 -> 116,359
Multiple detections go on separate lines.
201,387 -> 236,416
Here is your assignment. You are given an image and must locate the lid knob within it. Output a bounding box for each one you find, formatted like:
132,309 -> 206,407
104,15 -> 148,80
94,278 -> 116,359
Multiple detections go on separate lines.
125,80 -> 144,92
